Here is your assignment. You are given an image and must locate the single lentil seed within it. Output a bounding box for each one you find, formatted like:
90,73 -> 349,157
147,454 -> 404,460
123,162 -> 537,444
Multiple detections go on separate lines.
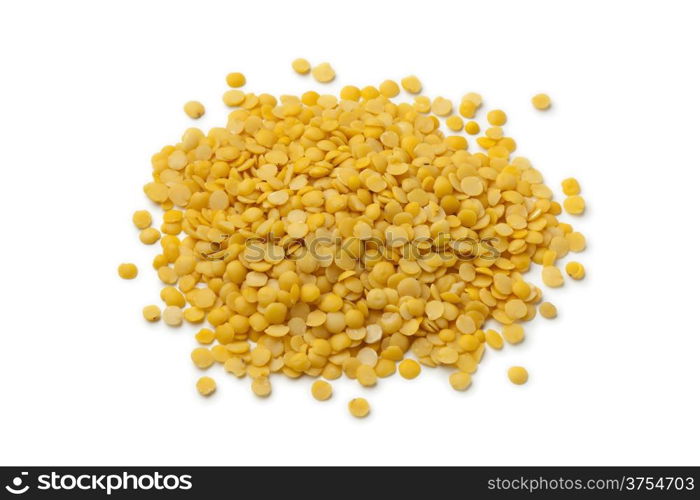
311,380 -> 333,401
196,376 -> 216,396
226,72 -> 246,88
531,93 -> 551,110
291,58 -> 310,75
507,366 -> 529,385
348,398 -> 370,418
539,302 -> 558,319
311,62 -> 335,83
118,263 -> 138,279
400,75 -> 422,94
449,372 -> 472,391
183,100 -> 205,119
398,359 -> 421,379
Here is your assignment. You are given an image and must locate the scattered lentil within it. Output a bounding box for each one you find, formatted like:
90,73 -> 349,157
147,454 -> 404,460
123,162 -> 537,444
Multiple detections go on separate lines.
196,376 -> 216,396
311,380 -> 333,401
142,305 -> 161,321
183,101 -> 205,119
118,263 -> 138,279
508,366 -> 529,385
226,72 -> 246,87
291,58 -> 310,75
311,62 -> 335,83
531,93 -> 551,110
348,398 -> 370,418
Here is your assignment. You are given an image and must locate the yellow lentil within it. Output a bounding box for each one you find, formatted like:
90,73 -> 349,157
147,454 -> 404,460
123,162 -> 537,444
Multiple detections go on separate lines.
446,115 -> 464,131
398,359 -> 421,379
251,376 -> 272,397
132,210 -> 152,229
311,62 -> 335,83
311,380 -> 333,401
196,376 -> 216,396
507,366 -> 529,385
183,100 -> 205,119
400,75 -> 422,94
563,195 -> 586,215
226,72 -> 246,88
162,306 -> 183,326
539,302 -> 558,319
561,177 -> 580,196
139,228 -> 160,245
118,263 -> 138,279
142,305 -> 161,321
291,58 -> 310,75
531,93 -> 551,110
348,398 -> 370,418
449,372 -> 472,391
379,80 -> 400,98
487,109 -> 507,126
191,347 -> 215,369
565,261 -> 586,280
542,266 -> 564,288
464,120 -> 480,135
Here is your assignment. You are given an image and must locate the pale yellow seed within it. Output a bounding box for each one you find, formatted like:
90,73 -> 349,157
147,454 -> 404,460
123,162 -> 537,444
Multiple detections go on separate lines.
251,376 -> 272,397
508,366 -> 529,385
504,299 -> 527,319
398,359 -> 421,379
291,58 -> 311,75
446,115 -> 464,131
191,347 -> 215,369
183,100 -> 205,119
449,372 -> 472,391
431,96 -> 453,116
503,324 -> 525,344
311,62 -> 335,83
348,398 -> 370,418
539,302 -> 558,319
132,210 -> 152,229
561,177 -> 580,196
542,266 -> 564,287
356,364 -> 377,387
287,222 -> 309,239
563,195 -> 586,215
226,72 -> 246,88
118,263 -> 138,279
162,306 -> 183,326
196,376 -> 216,396
142,305 -> 160,321
379,80 -> 400,98
401,75 -> 422,94
311,380 -> 332,401
531,93 -> 551,110
565,261 -> 586,280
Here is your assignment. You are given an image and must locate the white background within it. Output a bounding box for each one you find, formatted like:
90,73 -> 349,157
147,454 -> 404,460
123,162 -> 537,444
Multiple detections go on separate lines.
1,0 -> 699,466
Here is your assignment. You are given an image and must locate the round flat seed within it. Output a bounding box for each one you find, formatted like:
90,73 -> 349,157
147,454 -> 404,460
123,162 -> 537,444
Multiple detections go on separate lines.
348,398 -> 370,418
449,372 -> 472,391
311,62 -> 335,83
542,266 -> 564,287
292,58 -> 311,75
508,366 -> 529,385
251,376 -> 272,397
311,380 -> 332,401
196,376 -> 216,396
539,302 -> 558,318
531,94 -> 551,110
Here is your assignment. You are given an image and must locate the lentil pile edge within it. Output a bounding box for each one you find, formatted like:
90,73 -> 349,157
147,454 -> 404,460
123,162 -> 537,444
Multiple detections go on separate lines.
123,63 -> 587,417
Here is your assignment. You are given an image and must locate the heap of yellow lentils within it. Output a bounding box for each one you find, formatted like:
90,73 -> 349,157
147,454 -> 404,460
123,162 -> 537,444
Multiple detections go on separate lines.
120,61 -> 587,418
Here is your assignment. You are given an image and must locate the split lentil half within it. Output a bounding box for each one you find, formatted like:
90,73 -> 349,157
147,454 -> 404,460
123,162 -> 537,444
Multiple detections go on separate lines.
122,62 -> 588,415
